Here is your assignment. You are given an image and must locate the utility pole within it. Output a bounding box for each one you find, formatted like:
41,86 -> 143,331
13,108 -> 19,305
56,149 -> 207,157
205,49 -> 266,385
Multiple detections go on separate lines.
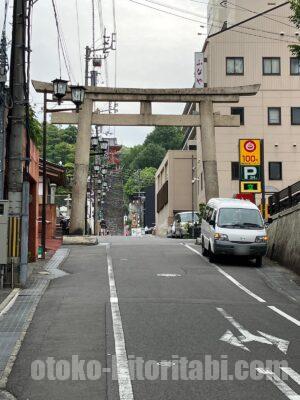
0,30 -> 8,199
8,0 -> 26,213
7,0 -> 27,285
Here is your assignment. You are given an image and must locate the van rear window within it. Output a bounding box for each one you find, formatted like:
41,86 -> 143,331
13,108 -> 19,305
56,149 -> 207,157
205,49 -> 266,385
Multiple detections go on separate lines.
218,208 -> 264,229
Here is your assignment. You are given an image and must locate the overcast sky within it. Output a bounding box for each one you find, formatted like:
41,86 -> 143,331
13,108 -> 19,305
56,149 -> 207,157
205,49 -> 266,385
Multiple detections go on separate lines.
1,0 -> 208,146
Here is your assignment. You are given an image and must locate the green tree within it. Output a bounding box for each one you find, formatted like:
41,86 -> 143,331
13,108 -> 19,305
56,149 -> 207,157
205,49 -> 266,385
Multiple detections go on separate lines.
144,126 -> 184,151
130,143 -> 166,170
124,167 -> 157,196
28,107 -> 42,147
290,0 -> 300,56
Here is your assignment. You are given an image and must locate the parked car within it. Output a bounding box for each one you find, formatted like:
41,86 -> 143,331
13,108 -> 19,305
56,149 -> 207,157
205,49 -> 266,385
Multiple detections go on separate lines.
201,198 -> 268,267
171,211 -> 201,238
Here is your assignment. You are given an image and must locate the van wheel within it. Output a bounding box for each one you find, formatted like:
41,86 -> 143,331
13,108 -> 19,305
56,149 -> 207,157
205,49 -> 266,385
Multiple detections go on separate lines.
208,245 -> 216,263
202,240 -> 209,257
255,256 -> 262,268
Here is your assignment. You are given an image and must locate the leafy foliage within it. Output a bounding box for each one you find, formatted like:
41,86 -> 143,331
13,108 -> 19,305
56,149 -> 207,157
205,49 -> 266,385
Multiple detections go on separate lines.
28,108 -> 42,147
121,126 -> 184,198
124,167 -> 157,196
290,0 -> 300,57
144,126 -> 184,151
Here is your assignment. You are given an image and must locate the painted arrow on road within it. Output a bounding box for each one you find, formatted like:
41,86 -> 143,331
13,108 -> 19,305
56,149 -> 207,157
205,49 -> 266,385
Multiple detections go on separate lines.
217,308 -> 290,354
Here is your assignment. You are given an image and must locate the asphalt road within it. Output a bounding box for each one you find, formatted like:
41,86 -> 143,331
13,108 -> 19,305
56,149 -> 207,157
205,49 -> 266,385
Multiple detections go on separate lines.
6,236 -> 300,400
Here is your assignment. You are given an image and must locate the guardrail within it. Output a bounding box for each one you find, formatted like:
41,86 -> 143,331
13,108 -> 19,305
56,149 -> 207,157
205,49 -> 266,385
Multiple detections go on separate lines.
268,180 -> 300,216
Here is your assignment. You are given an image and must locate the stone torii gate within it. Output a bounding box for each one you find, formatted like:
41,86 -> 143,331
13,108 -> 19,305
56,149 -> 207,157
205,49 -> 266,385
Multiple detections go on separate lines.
32,81 -> 260,235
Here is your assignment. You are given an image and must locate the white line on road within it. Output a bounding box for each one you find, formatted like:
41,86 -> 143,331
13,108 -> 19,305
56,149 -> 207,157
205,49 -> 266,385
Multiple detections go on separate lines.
256,368 -> 300,400
184,244 -> 266,303
0,289 -> 20,318
268,306 -> 300,327
281,368 -> 300,385
105,244 -> 134,400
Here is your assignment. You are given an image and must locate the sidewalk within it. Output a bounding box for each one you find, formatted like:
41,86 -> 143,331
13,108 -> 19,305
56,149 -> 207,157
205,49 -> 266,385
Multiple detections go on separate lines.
0,248 -> 69,390
0,290 -> 12,308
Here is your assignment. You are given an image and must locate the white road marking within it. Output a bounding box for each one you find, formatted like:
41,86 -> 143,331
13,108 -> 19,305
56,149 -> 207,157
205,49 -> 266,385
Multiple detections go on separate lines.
105,244 -> 134,400
268,306 -> 300,327
219,329 -> 250,351
184,244 -> 266,303
217,308 -> 289,354
0,289 -> 20,318
157,274 -> 182,277
281,368 -> 300,385
257,368 -> 300,400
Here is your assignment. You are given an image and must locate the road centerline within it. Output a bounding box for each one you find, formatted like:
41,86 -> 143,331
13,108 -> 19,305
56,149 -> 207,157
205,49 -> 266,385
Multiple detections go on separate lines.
105,243 -> 134,400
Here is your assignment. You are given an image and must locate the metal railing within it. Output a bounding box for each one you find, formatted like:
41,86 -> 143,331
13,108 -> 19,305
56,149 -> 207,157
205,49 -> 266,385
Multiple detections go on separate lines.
268,180 -> 300,216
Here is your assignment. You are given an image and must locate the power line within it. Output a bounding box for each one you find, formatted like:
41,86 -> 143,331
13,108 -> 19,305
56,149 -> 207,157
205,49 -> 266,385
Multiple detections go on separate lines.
143,0 -> 208,19
75,0 -> 84,83
127,0 -> 298,44
51,0 -> 74,81
127,0 -> 204,23
141,0 -> 299,41
225,1 -> 294,30
112,0 -> 117,88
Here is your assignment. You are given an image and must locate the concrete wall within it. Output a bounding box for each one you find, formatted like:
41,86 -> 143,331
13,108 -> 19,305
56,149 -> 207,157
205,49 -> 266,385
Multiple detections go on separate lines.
267,204 -> 300,273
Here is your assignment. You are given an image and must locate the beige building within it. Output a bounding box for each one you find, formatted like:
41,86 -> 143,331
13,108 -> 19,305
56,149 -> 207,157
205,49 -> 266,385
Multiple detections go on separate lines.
155,150 -> 196,236
184,1 -> 300,205
208,0 -> 285,35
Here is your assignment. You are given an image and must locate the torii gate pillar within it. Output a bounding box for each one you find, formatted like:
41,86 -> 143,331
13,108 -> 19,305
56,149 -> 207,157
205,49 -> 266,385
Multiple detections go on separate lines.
71,98 -> 93,235
199,100 -> 219,200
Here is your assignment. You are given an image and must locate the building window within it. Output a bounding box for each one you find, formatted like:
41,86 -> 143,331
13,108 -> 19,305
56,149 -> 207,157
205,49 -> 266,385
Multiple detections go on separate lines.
268,107 -> 281,125
291,107 -> 300,125
200,172 -> 203,191
231,162 -> 240,180
226,57 -> 244,75
269,162 -> 282,180
290,58 -> 300,75
263,58 -> 280,75
231,107 -> 244,125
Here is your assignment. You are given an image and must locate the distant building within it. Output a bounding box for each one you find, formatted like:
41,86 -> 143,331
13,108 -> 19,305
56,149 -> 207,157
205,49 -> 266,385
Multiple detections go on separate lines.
155,150 -> 196,236
184,1 -> 300,204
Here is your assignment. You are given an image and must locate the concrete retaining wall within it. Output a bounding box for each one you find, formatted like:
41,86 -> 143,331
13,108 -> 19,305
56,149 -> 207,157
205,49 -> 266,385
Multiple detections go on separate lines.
267,203 -> 300,273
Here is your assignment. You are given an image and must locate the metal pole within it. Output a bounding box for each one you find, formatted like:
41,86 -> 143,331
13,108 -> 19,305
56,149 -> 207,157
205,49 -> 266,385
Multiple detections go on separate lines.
85,46 -> 90,86
0,32 -> 8,200
20,180 -> 29,286
192,154 -> 195,239
260,139 -> 266,220
41,92 -> 47,257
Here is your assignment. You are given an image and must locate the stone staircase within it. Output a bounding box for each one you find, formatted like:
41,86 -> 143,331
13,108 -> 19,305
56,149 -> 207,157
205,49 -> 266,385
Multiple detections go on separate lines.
103,171 -> 125,235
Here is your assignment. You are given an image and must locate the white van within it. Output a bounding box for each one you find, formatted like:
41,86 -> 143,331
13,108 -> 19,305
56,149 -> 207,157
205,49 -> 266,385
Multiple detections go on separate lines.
201,198 -> 268,267
171,211 -> 200,238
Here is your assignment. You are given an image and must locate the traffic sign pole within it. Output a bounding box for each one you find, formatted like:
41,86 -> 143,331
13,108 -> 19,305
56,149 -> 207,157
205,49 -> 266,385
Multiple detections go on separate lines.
260,139 -> 266,220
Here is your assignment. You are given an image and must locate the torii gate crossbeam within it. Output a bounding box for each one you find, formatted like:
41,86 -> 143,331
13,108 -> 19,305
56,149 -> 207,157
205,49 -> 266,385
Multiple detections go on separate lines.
32,81 -> 260,235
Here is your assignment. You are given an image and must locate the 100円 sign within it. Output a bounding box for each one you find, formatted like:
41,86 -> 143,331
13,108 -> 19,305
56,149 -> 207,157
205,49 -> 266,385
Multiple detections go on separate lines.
239,139 -> 262,193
